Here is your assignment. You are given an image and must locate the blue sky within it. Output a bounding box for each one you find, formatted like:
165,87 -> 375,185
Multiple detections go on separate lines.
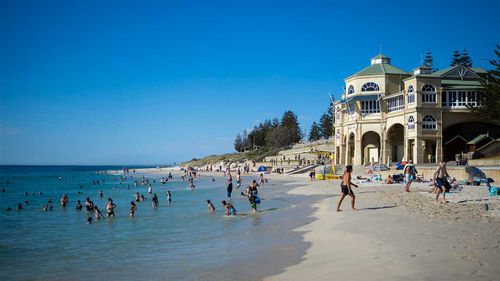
0,0 -> 499,165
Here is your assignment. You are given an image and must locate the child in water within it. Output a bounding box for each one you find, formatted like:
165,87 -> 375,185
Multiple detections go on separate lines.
221,200 -> 236,216
207,200 -> 215,213
76,200 -> 83,211
94,206 -> 104,220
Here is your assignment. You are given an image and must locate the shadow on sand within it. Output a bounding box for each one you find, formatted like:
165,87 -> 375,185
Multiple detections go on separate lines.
357,205 -> 398,211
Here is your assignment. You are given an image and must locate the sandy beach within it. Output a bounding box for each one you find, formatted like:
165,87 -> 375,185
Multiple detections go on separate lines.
131,167 -> 500,280
263,175 -> 500,281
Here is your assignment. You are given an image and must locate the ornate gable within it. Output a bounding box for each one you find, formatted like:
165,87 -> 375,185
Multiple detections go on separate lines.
441,65 -> 481,80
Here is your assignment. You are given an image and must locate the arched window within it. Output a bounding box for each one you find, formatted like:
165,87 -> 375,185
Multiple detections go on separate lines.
408,115 -> 415,129
407,85 -> 415,104
348,85 -> 355,95
361,82 -> 380,92
422,115 -> 436,130
422,84 -> 436,103
422,84 -> 435,92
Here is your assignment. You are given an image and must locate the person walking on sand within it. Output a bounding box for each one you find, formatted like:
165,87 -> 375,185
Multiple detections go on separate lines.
403,160 -> 417,192
434,161 -> 450,204
321,162 -> 326,180
336,165 -> 358,212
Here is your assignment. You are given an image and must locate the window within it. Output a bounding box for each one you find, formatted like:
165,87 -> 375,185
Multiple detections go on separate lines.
422,84 -> 436,103
361,100 -> 380,115
387,95 -> 405,112
442,90 -> 481,108
408,115 -> 415,130
407,85 -> 415,104
348,85 -> 355,95
422,115 -> 437,130
361,82 -> 380,92
348,103 -> 355,116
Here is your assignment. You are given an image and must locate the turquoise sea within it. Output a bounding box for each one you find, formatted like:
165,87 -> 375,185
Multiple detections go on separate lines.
0,166 -> 316,281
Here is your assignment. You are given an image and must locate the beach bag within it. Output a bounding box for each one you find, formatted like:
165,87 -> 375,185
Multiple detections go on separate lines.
489,187 -> 499,196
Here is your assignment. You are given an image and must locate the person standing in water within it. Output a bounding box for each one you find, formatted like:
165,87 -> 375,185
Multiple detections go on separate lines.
130,201 -> 137,218
166,191 -> 172,203
85,197 -> 95,212
207,200 -> 215,213
60,194 -> 69,207
94,206 -> 104,220
336,165 -> 358,212
222,200 -> 236,216
152,193 -> 159,207
236,171 -> 242,189
105,198 -> 117,217
76,200 -> 83,211
226,174 -> 233,201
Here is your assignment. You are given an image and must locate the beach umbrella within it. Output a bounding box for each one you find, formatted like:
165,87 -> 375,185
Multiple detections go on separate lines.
372,164 -> 389,172
395,161 -> 407,170
257,166 -> 267,172
465,166 -> 486,179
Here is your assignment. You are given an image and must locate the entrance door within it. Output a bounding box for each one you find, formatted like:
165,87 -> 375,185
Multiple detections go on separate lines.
368,148 -> 379,164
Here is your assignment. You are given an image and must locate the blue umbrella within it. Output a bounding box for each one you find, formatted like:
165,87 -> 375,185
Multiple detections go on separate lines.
372,164 -> 389,172
465,166 -> 486,179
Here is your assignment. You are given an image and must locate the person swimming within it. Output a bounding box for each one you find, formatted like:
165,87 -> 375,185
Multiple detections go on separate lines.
166,191 -> 172,203
87,217 -> 93,224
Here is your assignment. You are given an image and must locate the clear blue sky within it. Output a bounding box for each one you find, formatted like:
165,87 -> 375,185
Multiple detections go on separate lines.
0,0 -> 499,165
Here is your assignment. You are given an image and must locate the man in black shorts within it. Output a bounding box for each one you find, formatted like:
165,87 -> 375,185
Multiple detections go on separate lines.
433,161 -> 450,204
336,165 -> 358,212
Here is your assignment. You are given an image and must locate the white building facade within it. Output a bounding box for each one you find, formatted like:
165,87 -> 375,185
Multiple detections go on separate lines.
333,54 -> 497,165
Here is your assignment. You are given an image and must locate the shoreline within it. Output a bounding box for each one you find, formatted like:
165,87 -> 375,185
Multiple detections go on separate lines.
133,168 -> 500,280
265,177 -> 500,280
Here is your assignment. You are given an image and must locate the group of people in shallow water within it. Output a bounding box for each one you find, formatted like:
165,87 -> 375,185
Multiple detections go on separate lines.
4,167 -> 267,222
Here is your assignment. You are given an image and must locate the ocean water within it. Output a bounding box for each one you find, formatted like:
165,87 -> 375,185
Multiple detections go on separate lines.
0,166 -> 315,281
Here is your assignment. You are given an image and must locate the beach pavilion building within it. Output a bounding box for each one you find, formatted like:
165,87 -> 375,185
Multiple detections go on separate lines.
333,54 -> 499,166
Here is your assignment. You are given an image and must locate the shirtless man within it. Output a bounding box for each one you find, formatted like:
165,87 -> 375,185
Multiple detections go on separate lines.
336,165 -> 358,212
433,161 -> 450,204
